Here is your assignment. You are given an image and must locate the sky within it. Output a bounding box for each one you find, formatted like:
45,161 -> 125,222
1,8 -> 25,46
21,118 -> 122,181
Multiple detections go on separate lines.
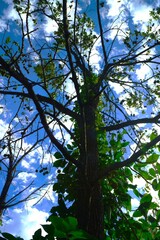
0,0 -> 160,239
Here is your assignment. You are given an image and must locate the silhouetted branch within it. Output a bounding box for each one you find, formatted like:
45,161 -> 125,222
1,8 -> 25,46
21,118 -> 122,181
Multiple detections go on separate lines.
102,114 -> 160,131
98,134 -> 160,180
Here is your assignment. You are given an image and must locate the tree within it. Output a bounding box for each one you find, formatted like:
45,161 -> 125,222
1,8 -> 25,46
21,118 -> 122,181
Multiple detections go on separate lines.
0,0 -> 160,239
0,124 -> 49,220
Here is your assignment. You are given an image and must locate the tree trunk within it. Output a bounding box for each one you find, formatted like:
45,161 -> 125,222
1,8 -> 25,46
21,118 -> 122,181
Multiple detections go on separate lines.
0,158 -> 13,217
76,178 -> 104,239
76,103 -> 104,239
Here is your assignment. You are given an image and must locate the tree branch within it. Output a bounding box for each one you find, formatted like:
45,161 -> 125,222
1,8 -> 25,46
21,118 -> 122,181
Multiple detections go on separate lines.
62,0 -> 81,105
100,41 -> 160,80
102,113 -> 160,131
0,90 -> 79,120
5,182 -> 46,208
0,57 -> 81,168
98,134 -> 160,180
96,0 -> 107,64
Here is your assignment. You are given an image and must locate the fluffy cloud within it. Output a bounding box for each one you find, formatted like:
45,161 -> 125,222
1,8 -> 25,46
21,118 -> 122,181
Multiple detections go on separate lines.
0,206 -> 49,240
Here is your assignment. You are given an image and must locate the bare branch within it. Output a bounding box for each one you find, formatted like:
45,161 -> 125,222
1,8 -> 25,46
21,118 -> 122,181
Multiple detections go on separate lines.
0,90 -> 79,120
96,0 -> 107,64
102,113 -> 160,131
62,0 -> 81,105
0,57 -> 81,168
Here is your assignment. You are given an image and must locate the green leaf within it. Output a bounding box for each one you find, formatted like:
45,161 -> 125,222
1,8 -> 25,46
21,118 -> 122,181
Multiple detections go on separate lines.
53,182 -> 59,191
133,210 -> 142,217
124,168 -> 133,182
54,152 -> 64,159
152,179 -> 160,191
54,229 -> 67,238
156,162 -> 160,172
146,154 -> 159,163
141,231 -> 153,239
139,201 -> 151,215
65,216 -> 78,231
140,194 -> 152,204
155,231 -> 160,240
42,224 -> 54,235
123,199 -> 131,211
69,230 -> 94,239
121,141 -> 129,147
48,215 -> 66,230
138,170 -> 153,180
2,232 -> 20,240
150,132 -> 158,141
53,159 -> 66,168
47,216 -> 68,238
32,229 -> 43,240
150,202 -> 159,210
148,215 -> 156,223
149,168 -> 156,177
5,37 -> 11,44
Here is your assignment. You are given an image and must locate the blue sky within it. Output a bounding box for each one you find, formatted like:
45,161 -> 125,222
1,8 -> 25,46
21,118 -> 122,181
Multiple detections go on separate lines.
0,0 -> 160,239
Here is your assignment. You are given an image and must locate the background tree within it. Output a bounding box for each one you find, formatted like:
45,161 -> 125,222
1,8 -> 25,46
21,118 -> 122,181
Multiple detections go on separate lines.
0,124 -> 50,220
0,0 -> 160,239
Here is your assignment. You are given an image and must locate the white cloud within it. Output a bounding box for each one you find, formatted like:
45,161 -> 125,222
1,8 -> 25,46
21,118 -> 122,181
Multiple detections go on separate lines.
131,197 -> 139,210
104,0 -> 156,42
136,64 -> 151,80
107,0 -> 124,18
21,159 -> 31,169
14,172 -> 37,183
0,104 -> 5,114
0,206 -> 49,240
133,176 -> 146,189
42,18 -> 58,36
20,207 -> 49,239
129,2 -> 152,26
0,119 -> 9,137
106,0 -> 153,25
65,77 -> 76,96
81,0 -> 91,5
0,18 -> 8,32
110,81 -> 124,94
2,0 -> 19,21
42,0 -> 78,37
17,172 -> 37,183
90,39 -> 102,72
0,180 -> 56,239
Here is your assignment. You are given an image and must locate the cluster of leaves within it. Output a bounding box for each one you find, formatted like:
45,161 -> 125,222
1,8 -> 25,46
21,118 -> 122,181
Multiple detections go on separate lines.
52,145 -> 79,212
102,166 -> 160,239
72,13 -> 97,51
1,216 -> 96,240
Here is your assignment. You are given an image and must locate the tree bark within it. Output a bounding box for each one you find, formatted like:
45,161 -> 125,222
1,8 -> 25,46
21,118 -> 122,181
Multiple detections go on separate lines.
76,178 -> 104,239
76,103 -> 104,239
0,154 -> 14,217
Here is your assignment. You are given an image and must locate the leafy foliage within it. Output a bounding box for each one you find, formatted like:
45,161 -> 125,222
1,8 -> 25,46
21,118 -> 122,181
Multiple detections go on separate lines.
1,216 -> 97,240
